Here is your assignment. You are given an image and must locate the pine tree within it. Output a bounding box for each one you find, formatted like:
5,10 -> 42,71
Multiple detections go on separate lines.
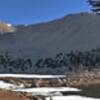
88,0 -> 100,14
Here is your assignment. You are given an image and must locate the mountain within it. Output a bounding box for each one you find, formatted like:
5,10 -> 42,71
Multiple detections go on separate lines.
0,13 -> 100,63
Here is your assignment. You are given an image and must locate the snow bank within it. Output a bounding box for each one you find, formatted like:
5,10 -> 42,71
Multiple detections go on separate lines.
46,96 -> 100,100
15,87 -> 81,92
0,81 -> 18,89
14,87 -> 81,96
0,74 -> 65,78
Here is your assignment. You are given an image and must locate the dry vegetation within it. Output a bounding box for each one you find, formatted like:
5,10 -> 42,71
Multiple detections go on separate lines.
67,70 -> 100,87
0,89 -> 30,100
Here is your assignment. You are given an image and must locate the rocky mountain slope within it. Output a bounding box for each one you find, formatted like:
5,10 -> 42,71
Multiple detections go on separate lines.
0,13 -> 100,63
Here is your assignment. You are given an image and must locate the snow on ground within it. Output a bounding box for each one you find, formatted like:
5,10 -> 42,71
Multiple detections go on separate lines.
0,81 -> 18,89
14,87 -> 81,93
0,81 -> 98,100
14,87 -> 81,96
7,23 -> 12,27
46,96 -> 100,100
0,74 -> 65,78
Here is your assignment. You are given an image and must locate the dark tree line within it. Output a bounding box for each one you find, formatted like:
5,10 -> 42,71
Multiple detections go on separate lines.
35,48 -> 100,72
0,52 -> 33,72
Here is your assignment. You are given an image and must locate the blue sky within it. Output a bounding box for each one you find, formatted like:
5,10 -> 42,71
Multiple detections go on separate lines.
0,0 -> 90,24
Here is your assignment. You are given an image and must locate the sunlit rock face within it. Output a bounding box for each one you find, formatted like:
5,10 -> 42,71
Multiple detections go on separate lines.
0,22 -> 16,34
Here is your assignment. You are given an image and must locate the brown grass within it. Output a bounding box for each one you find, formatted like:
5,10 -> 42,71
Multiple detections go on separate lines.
0,90 -> 30,100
